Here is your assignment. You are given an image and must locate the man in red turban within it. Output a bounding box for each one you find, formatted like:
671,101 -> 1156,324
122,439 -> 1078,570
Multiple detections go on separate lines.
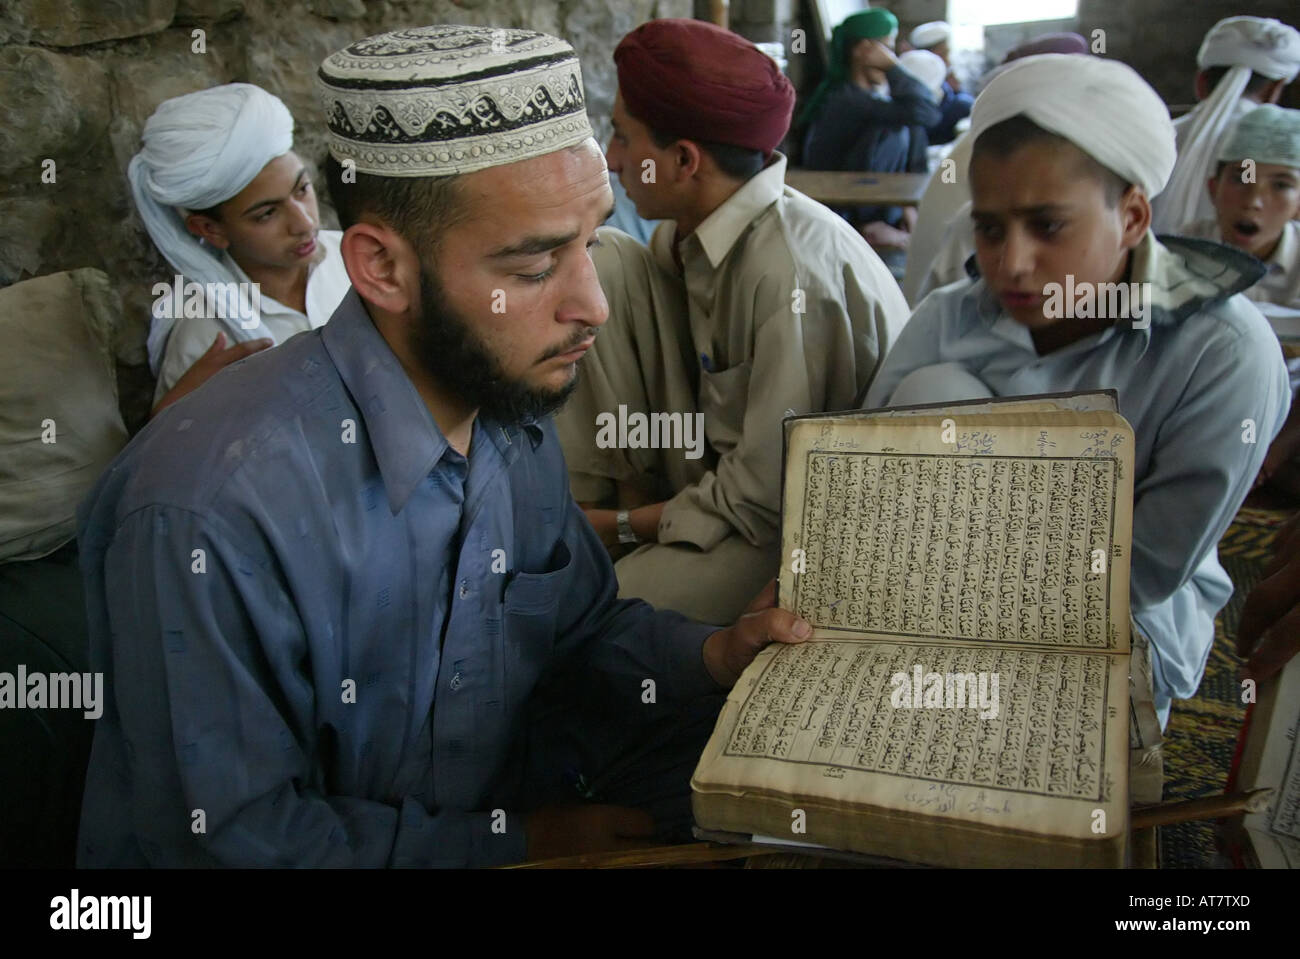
555,18 -> 911,624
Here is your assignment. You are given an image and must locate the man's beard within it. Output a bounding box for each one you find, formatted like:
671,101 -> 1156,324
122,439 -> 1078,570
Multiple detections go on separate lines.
409,265 -> 591,428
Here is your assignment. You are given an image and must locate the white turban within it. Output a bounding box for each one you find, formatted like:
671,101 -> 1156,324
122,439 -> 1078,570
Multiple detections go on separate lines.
909,21 -> 950,51
1154,18 -> 1300,232
968,54 -> 1175,199
898,50 -> 947,103
1218,104 -> 1300,168
1198,16 -> 1300,82
128,83 -> 295,373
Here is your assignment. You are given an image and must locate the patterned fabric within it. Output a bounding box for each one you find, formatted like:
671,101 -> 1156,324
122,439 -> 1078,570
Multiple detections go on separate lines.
1161,506 -> 1291,867
317,25 -> 593,177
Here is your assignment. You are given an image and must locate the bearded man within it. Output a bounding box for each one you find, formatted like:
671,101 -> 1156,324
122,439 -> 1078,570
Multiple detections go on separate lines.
75,25 -> 809,868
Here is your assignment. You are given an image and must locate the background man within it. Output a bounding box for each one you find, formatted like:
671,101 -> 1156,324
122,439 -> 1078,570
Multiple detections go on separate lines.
1152,15 -> 1300,233
907,20 -> 973,146
799,8 -> 940,250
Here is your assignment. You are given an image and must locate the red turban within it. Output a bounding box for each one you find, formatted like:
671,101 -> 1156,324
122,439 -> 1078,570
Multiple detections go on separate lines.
614,18 -> 795,155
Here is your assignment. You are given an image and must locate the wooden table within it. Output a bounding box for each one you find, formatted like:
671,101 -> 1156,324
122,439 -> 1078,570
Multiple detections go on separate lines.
785,169 -> 930,208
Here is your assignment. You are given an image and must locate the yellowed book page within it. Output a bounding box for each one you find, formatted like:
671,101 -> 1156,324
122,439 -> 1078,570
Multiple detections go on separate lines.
693,638 -> 1130,842
778,411 -> 1133,653
849,391 -> 1118,418
1241,655 -> 1300,868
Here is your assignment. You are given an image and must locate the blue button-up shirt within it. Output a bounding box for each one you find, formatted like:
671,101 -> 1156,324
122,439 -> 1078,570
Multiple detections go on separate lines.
866,234 -> 1291,707
75,289 -> 721,867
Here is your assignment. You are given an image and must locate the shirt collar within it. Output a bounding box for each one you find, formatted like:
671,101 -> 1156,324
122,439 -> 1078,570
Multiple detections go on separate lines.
964,230 -> 1265,338
320,289 -> 543,514
686,152 -> 788,269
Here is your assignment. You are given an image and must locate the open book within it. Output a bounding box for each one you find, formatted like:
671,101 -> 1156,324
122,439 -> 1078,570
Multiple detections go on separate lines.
691,393 -> 1136,867
1225,654 -> 1300,868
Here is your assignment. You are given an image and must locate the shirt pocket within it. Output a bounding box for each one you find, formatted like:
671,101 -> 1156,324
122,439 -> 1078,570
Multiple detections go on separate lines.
502,538 -> 572,707
698,361 -> 751,452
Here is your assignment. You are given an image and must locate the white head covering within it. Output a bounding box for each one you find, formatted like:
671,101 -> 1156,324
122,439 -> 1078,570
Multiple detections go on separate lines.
909,21 -> 950,51
128,83 -> 295,373
1218,104 -> 1300,168
968,54 -> 1176,199
317,25 -> 593,178
1153,17 -> 1300,232
898,50 -> 947,103
1198,16 -> 1300,81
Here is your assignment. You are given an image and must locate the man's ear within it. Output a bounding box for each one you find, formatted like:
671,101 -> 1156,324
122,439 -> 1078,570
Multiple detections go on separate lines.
675,140 -> 705,180
1119,186 -> 1151,248
1205,173 -> 1221,204
340,219 -> 419,319
184,212 -> 228,250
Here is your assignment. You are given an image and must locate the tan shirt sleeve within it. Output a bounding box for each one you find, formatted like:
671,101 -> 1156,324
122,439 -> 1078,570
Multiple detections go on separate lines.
659,270 -> 901,551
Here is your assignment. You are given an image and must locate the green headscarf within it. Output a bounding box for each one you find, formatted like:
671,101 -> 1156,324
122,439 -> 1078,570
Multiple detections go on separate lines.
798,8 -> 899,129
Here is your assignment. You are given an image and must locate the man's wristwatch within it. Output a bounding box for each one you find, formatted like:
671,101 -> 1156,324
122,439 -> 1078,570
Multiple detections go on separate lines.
616,509 -> 641,545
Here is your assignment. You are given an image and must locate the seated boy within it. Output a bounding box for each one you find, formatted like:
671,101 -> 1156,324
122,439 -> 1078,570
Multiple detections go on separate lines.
129,83 -> 350,405
1179,104 -> 1300,497
865,55 -> 1291,728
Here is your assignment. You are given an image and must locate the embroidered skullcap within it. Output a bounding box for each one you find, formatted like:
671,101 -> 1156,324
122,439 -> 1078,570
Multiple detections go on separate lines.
317,25 -> 594,177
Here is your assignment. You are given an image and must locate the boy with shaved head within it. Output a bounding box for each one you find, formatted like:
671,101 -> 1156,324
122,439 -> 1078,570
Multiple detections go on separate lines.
865,55 -> 1290,728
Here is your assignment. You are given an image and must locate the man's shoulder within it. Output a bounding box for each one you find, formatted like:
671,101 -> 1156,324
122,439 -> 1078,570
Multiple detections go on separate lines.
746,191 -> 898,290
1173,290 -> 1282,358
101,331 -> 343,518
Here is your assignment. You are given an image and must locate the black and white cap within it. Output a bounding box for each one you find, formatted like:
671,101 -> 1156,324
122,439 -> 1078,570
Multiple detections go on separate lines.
317,25 -> 594,177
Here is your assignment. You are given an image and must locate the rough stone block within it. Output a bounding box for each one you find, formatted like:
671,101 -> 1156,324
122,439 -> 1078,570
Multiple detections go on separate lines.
174,0 -> 246,24
0,47 -> 110,178
0,0 -> 176,47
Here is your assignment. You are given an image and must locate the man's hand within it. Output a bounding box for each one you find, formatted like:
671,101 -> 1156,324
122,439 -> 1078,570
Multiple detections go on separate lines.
1238,513 -> 1300,682
703,578 -> 812,687
524,805 -> 656,861
151,332 -> 273,418
861,39 -> 899,71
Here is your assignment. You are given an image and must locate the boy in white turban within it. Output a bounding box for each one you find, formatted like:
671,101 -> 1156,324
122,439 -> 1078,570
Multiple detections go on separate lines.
1181,105 -> 1300,498
129,83 -> 350,405
865,55 -> 1291,729
1152,16 -> 1300,233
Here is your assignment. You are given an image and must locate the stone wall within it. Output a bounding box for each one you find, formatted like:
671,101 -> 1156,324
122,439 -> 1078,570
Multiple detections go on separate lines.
0,0 -> 687,428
